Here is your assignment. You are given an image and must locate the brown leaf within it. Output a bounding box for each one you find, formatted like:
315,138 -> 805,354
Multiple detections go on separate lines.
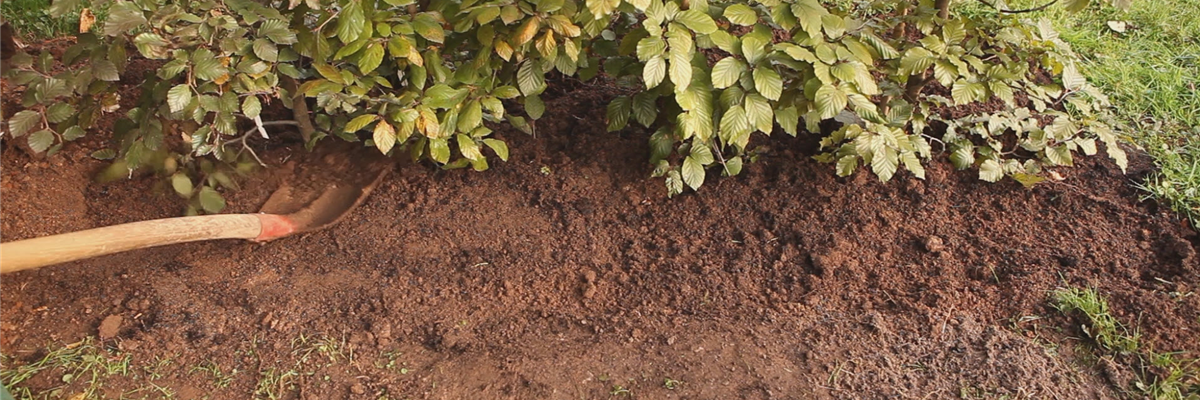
79,8 -> 96,33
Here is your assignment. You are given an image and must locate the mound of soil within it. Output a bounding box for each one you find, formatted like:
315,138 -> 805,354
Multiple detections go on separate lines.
2,88 -> 1197,399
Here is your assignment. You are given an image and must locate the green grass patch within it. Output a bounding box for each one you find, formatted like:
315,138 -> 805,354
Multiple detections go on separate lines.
1036,0 -> 1200,223
0,337 -> 131,399
1052,287 -> 1200,399
1,0 -> 107,40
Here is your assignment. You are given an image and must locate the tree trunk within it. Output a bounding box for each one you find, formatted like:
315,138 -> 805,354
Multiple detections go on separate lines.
935,0 -> 951,19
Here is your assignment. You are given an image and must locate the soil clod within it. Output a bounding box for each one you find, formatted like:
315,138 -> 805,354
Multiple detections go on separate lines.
98,315 -> 122,340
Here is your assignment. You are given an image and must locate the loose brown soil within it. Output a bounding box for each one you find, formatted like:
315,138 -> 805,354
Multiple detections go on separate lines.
3,87 -> 1199,398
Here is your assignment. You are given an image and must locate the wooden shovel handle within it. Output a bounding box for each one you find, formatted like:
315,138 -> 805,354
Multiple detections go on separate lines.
0,214 -> 296,274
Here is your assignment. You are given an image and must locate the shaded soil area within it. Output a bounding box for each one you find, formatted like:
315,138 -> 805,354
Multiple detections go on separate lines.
2,87 -> 1199,399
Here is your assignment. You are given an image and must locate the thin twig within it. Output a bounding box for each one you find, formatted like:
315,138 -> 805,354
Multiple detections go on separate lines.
976,0 -> 1060,13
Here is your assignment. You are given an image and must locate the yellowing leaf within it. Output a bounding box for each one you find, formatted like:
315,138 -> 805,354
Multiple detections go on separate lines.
682,155 -> 705,190
644,55 -> 667,89
723,4 -> 758,26
711,57 -> 745,89
752,67 -> 783,101
814,84 -> 847,119
374,120 -> 397,154
514,17 -> 541,46
78,8 -> 95,33
675,9 -> 718,34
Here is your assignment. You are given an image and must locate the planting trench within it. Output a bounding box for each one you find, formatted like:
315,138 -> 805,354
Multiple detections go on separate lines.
1,87 -> 1198,399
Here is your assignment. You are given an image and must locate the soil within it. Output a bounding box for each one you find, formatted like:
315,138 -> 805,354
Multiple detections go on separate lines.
3,75 -> 1200,399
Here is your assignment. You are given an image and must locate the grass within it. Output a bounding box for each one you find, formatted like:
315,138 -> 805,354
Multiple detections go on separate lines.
0,337 -> 131,399
1033,0 -> 1200,224
0,332 -> 366,399
0,0 -> 108,40
1052,287 -> 1200,399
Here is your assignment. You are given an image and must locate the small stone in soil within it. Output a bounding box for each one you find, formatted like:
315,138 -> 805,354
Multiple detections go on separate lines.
98,315 -> 123,339
923,236 -> 946,253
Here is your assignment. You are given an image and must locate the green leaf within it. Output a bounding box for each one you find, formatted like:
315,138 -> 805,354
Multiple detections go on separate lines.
836,155 -> 859,177
901,151 -> 925,179
517,60 -> 546,96
457,134 -> 483,161
741,36 -> 768,65
358,43 -> 385,74
587,0 -> 620,19
871,146 -> 899,181
675,9 -> 718,34
45,103 -> 75,123
861,32 -> 900,59
607,96 -> 632,132
27,130 -> 55,153
666,170 -> 684,197
690,143 -> 714,164
723,4 -> 758,26
644,55 -> 667,89
483,139 -> 509,161
950,146 -> 975,169
62,126 -> 86,141
168,84 -> 193,113
722,156 -> 743,176
1046,144 -> 1074,166
193,53 -> 227,81
458,101 -> 484,132
900,47 -> 935,76
374,120 -> 397,154
336,1 -> 366,43
667,28 -> 694,92
821,14 -> 845,39
632,92 -> 658,127
814,84 -> 848,119
104,1 -> 148,36
260,19 -> 298,44
91,149 -> 117,160
718,105 -> 751,147
1013,173 -> 1046,188
253,39 -> 279,62
493,86 -> 521,99
47,0 -> 80,17
792,0 -> 828,37
744,93 -> 774,134
682,155 -> 705,190
779,43 -> 817,63
429,137 -> 451,163
242,96 -> 262,118
525,95 -> 546,120
413,13 -> 446,43
93,60 -> 121,81
424,84 -> 469,109
345,114 -> 379,133
752,67 -> 783,101
1062,0 -> 1089,11
776,106 -> 800,136
951,80 -> 986,105
979,159 -> 1003,182
636,37 -> 667,62
199,187 -> 226,213
708,30 -> 739,54
171,173 -> 194,197
133,32 -> 169,59
711,57 -> 746,89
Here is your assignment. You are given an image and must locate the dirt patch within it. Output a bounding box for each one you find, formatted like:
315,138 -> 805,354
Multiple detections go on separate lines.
1,87 -> 1198,399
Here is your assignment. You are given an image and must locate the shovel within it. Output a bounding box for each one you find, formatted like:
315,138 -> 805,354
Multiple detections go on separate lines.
0,143 -> 392,274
